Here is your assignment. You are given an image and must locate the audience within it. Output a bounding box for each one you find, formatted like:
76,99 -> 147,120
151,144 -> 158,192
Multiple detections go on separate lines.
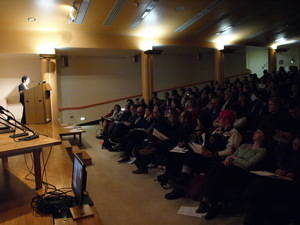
98,67 -> 300,225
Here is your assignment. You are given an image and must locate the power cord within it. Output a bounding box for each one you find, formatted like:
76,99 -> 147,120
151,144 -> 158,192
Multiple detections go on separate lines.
26,146 -> 74,216
31,189 -> 74,216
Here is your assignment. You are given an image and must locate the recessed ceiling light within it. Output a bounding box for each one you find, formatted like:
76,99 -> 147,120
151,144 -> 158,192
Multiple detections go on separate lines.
27,17 -> 37,22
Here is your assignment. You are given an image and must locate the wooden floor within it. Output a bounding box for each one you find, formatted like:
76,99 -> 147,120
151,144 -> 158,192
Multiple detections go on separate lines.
0,123 -> 87,225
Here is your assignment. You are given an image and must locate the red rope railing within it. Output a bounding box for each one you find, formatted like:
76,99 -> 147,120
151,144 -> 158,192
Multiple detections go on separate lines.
59,72 -> 249,111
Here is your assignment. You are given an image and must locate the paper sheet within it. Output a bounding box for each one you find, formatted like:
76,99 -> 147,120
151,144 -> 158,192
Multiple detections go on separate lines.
64,125 -> 75,129
250,171 -> 293,181
170,146 -> 189,154
189,142 -> 204,154
177,206 -> 205,218
152,128 -> 169,140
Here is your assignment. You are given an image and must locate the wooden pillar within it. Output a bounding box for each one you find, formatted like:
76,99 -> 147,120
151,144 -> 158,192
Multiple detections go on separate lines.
40,57 -> 50,83
268,48 -> 277,73
214,49 -> 224,84
141,52 -> 153,105
40,55 -> 59,124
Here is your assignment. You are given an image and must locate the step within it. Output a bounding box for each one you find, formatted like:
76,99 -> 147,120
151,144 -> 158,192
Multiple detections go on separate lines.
73,148 -> 93,166
62,140 -> 72,151
72,145 -> 82,154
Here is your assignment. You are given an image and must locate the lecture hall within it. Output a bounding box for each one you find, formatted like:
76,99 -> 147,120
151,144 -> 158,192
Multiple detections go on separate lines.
1,0 -> 300,225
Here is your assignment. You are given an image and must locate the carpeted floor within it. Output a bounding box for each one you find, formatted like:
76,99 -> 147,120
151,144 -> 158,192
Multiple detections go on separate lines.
81,126 -> 243,225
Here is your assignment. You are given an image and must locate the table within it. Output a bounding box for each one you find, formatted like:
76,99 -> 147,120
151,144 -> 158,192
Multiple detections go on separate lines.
0,133 -> 61,189
58,127 -> 85,146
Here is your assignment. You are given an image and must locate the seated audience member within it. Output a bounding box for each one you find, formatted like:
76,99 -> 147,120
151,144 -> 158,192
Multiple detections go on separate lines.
207,110 -> 242,158
132,110 -> 195,174
97,104 -> 121,138
161,92 -> 171,109
289,83 -> 300,100
287,101 -> 300,133
149,92 -> 162,108
221,90 -> 235,111
199,129 -> 267,220
184,99 -> 200,120
164,110 -> 242,200
170,99 -> 182,114
243,135 -> 300,225
232,94 -> 252,120
202,97 -> 222,121
259,97 -> 293,145
117,106 -> 152,162
144,107 -> 152,122
158,112 -> 212,188
102,104 -> 135,150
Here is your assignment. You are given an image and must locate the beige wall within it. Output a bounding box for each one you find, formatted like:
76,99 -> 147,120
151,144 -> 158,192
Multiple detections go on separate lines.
276,46 -> 300,70
59,50 -> 217,124
246,46 -> 268,77
0,54 -> 40,119
224,46 -> 248,77
153,51 -> 214,94
59,55 -> 141,124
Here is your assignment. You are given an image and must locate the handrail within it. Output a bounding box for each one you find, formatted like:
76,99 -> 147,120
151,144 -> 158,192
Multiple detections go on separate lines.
59,72 -> 249,111
155,79 -> 213,93
59,94 -> 142,111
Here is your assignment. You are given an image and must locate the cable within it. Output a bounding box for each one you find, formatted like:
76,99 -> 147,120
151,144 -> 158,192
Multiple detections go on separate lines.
23,146 -> 58,192
24,153 -> 35,182
31,189 -> 75,216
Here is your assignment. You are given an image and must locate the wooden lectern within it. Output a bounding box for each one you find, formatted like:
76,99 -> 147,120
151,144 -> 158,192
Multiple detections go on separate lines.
24,83 -> 52,124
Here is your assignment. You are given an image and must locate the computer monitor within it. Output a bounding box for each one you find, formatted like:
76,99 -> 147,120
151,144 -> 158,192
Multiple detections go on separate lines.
72,154 -> 87,206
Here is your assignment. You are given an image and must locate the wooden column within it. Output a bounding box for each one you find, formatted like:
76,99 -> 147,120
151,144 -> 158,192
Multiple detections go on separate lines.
214,49 -> 224,84
40,55 -> 59,124
268,48 -> 277,73
141,52 -> 153,105
40,57 -> 50,83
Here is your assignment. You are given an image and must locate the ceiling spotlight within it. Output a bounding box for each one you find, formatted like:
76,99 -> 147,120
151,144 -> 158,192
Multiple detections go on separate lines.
223,25 -> 232,31
68,0 -> 90,24
141,9 -> 151,19
131,0 -> 159,28
216,25 -> 232,36
27,17 -> 37,22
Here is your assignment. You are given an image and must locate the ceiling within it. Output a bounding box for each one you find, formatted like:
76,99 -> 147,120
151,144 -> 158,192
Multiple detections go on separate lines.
1,0 -> 300,51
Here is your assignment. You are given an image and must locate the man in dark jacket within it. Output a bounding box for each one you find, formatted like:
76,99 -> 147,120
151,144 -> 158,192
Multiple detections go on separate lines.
18,75 -> 30,124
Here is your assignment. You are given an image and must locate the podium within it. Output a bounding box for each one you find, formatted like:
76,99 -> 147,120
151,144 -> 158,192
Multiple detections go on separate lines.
24,83 -> 52,124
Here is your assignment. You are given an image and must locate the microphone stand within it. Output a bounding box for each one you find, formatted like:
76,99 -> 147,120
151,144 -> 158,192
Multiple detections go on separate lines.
0,112 -> 39,140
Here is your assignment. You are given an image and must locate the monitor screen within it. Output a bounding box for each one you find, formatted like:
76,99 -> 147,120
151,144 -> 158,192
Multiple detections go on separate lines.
72,154 -> 87,206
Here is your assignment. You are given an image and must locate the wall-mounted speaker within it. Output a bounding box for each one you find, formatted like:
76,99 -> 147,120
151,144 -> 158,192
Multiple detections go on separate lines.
62,55 -> 69,67
275,48 -> 288,53
197,53 -> 203,61
132,55 -> 139,63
